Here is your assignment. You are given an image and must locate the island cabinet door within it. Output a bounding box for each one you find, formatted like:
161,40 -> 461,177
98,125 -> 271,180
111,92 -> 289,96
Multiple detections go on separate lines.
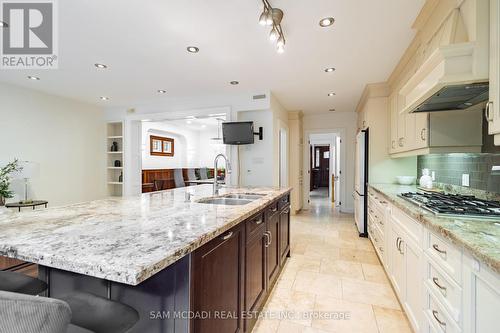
191,223 -> 245,333
244,213 -> 267,332
266,204 -> 281,287
279,203 -> 291,265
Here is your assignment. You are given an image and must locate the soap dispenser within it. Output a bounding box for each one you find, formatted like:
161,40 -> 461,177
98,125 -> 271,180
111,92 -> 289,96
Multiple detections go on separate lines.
419,168 -> 433,189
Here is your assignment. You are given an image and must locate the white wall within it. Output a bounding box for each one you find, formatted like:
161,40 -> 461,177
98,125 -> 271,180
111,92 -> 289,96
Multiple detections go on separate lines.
142,122 -> 226,170
237,110 -> 274,186
271,94 -> 289,187
303,112 -> 358,212
0,83 -> 106,206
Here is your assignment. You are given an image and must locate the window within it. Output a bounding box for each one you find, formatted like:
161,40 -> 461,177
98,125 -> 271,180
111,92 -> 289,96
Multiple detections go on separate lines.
150,135 -> 174,156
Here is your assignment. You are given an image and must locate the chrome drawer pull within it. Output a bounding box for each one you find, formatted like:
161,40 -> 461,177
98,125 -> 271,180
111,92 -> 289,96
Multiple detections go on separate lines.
432,244 -> 447,255
222,231 -> 233,240
432,277 -> 447,295
432,310 -> 446,328
255,218 -> 263,225
379,246 -> 384,253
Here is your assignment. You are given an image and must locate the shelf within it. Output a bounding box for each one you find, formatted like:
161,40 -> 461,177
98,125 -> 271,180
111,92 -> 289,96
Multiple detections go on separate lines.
107,167 -> 123,170
107,136 -> 123,139
108,182 -> 123,185
107,151 -> 123,154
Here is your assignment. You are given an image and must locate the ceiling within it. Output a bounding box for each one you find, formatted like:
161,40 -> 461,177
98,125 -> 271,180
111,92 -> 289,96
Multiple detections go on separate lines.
149,116 -> 223,132
0,0 -> 424,114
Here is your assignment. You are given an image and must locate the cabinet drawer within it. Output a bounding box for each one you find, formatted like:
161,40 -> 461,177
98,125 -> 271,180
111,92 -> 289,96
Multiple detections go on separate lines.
425,231 -> 462,285
424,257 -> 462,323
368,218 -> 384,258
424,286 -> 461,333
246,212 -> 265,242
391,206 -> 422,246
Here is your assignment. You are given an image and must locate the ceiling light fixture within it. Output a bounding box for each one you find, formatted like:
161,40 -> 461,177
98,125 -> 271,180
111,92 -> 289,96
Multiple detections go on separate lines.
100,96 -> 110,101
324,67 -> 335,73
258,0 -> 286,53
157,89 -> 167,94
27,76 -> 40,80
230,81 -> 239,85
328,92 -> 336,97
94,63 -> 108,69
0,21 -> 8,28
187,46 -> 199,53
319,17 -> 335,27
329,108 -> 336,112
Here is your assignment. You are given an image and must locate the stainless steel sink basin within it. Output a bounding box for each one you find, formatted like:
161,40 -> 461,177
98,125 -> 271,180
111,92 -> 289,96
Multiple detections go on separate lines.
223,193 -> 266,200
197,198 -> 253,206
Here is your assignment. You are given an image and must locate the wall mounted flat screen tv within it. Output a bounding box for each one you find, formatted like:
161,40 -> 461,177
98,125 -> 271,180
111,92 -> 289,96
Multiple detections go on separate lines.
222,121 -> 255,145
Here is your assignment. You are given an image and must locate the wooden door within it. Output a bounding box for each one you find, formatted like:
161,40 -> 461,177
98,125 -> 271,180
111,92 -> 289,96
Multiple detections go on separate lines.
266,211 -> 280,287
244,215 -> 267,332
313,146 -> 329,187
191,224 -> 245,333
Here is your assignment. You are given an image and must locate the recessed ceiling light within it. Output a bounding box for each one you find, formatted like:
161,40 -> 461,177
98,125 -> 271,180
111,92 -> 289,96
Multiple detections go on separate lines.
157,89 -> 167,94
230,81 -> 239,85
324,67 -> 335,73
27,76 -> 40,80
100,96 -> 110,101
94,63 -> 108,69
187,46 -> 199,53
201,124 -> 207,128
0,21 -> 8,28
319,17 -> 335,27
329,108 -> 336,112
328,92 -> 336,97
186,120 -> 193,124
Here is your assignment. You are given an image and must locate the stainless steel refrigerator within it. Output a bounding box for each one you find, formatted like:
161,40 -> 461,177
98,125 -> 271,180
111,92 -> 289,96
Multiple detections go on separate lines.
354,129 -> 368,237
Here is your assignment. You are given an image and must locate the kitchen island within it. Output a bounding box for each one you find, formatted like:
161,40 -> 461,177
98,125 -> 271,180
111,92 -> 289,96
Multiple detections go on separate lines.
0,185 -> 291,333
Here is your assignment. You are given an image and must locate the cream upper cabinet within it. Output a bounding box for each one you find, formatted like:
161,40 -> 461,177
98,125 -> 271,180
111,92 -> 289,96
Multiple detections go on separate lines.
389,92 -> 399,153
414,113 -> 429,150
488,0 -> 500,143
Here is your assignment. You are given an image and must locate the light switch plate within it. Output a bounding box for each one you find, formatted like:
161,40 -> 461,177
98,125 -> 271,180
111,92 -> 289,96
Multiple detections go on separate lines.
462,174 -> 470,187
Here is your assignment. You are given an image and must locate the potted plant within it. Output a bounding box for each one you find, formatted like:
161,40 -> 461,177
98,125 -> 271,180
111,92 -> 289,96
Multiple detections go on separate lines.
0,159 -> 22,208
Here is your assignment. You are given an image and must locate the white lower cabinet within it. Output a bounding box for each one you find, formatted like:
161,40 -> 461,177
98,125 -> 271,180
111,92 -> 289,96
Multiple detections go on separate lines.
462,254 -> 500,333
367,190 -> 500,333
388,215 -> 422,332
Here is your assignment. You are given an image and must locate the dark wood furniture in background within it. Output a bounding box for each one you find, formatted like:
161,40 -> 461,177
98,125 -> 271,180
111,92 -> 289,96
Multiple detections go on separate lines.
191,193 -> 291,333
150,135 -> 175,156
0,256 -> 38,278
5,200 -> 48,212
142,168 -> 215,193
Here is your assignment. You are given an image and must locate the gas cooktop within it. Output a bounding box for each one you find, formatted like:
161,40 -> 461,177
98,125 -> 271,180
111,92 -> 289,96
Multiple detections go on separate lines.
399,192 -> 500,219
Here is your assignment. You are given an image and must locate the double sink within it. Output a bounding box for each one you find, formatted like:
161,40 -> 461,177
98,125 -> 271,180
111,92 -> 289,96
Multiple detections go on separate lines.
197,193 -> 266,206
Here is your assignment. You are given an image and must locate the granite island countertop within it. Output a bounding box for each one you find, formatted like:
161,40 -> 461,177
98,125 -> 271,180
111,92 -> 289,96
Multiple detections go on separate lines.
0,185 -> 291,285
369,184 -> 500,274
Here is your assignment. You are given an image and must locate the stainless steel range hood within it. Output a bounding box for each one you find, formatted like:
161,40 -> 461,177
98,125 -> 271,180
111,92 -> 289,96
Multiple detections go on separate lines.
412,82 -> 489,112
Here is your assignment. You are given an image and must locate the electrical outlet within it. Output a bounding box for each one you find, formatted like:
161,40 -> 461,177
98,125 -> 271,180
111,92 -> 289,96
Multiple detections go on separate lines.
431,171 -> 435,181
462,174 -> 470,187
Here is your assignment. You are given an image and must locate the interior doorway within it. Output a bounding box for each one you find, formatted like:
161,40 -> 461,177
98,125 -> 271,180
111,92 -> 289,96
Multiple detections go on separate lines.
303,130 -> 345,212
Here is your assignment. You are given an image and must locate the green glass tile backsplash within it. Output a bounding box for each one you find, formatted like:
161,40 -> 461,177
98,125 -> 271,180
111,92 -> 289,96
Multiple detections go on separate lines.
417,154 -> 500,193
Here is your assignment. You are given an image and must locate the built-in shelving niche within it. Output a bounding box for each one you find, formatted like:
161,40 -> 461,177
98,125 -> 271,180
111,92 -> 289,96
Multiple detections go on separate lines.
106,122 -> 124,196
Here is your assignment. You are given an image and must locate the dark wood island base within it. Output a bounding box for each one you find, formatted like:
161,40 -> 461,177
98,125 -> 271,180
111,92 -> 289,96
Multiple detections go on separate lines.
39,192 -> 291,333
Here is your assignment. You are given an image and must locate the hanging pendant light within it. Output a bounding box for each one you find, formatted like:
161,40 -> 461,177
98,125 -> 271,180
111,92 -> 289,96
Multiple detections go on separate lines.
211,118 -> 223,142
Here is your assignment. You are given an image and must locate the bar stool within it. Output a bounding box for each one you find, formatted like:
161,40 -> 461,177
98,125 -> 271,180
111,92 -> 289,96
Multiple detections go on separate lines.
0,270 -> 48,295
61,291 -> 139,333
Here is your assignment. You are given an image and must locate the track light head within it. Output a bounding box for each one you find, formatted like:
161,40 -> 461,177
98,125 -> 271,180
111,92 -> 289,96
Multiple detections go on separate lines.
277,44 -> 285,54
270,8 -> 283,25
259,8 -> 268,26
276,35 -> 285,47
269,26 -> 279,41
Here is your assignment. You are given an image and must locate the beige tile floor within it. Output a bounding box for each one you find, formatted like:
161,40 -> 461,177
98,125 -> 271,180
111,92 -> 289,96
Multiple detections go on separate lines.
252,190 -> 413,333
